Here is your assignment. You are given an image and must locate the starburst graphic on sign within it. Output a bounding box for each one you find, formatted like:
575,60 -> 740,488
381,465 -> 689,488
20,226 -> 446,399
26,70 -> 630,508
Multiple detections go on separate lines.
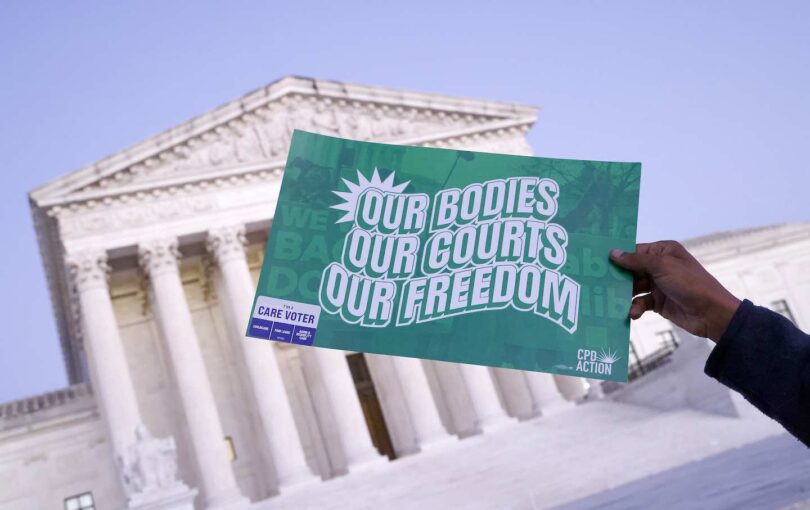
330,168 -> 410,223
597,348 -> 620,364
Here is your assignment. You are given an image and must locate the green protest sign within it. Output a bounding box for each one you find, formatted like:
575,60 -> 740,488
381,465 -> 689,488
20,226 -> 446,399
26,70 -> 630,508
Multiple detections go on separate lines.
248,130 -> 640,382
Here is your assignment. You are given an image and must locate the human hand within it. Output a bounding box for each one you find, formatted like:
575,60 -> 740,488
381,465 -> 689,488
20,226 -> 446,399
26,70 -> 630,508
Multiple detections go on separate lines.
609,241 -> 741,342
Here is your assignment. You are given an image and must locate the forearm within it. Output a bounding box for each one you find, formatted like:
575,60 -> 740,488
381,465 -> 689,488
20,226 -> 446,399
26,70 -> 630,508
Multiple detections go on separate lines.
704,300 -> 810,446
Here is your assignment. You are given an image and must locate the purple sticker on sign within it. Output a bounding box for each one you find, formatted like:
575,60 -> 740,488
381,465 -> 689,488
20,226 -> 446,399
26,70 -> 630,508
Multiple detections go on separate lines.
249,318 -> 273,340
251,296 -> 320,345
292,326 -> 316,346
269,323 -> 294,343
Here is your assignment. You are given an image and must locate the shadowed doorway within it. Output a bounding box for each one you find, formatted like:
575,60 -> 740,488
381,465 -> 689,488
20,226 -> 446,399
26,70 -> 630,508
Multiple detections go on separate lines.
346,353 -> 397,460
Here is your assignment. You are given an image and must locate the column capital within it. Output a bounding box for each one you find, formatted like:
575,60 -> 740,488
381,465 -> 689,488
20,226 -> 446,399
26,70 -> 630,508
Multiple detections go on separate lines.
65,249 -> 110,292
206,225 -> 247,266
138,237 -> 181,278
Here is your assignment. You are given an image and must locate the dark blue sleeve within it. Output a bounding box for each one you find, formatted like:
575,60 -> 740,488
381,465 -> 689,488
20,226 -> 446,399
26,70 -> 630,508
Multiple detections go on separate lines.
705,299 -> 810,447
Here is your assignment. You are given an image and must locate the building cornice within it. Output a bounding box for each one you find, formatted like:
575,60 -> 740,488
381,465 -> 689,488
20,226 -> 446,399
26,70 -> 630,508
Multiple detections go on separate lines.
685,223 -> 810,263
41,120 -> 533,218
0,383 -> 96,434
29,76 -> 538,207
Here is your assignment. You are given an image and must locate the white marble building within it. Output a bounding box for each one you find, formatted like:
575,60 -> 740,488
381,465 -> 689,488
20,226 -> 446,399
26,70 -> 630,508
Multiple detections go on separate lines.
4,76 -> 808,510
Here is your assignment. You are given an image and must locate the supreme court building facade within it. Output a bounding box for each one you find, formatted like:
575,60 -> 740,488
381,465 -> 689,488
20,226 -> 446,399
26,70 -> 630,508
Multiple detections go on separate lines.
14,77 -> 589,509
6,77 -> 810,510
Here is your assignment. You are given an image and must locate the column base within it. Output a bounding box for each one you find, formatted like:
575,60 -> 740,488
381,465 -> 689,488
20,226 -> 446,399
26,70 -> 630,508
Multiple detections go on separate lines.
275,471 -> 321,495
532,398 -> 575,418
418,433 -> 458,453
585,380 -> 605,400
478,413 -> 515,433
128,484 -> 198,510
346,451 -> 389,474
204,489 -> 250,510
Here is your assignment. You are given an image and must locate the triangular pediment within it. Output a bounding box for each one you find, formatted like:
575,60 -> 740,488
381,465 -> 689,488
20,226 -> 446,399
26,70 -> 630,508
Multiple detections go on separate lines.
31,76 -> 537,207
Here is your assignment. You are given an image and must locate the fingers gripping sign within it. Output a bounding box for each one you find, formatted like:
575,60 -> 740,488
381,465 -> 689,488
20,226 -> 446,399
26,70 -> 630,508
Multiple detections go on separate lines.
609,241 -> 740,341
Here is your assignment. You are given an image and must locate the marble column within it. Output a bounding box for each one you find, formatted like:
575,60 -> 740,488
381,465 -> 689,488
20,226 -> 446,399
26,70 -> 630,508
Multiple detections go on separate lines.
553,374 -> 588,401
67,249 -> 197,510
391,357 -> 453,449
299,348 -> 384,469
206,225 -> 315,488
66,249 -> 142,456
586,378 -> 605,400
458,364 -> 512,430
139,238 -> 246,509
524,372 -> 572,416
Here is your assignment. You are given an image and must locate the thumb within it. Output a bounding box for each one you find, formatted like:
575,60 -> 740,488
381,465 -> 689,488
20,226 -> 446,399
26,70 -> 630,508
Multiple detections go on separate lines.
609,248 -> 658,273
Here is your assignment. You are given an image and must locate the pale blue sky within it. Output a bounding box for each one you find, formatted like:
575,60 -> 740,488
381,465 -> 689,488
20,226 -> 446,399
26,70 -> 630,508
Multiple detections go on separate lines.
1,1 -> 808,402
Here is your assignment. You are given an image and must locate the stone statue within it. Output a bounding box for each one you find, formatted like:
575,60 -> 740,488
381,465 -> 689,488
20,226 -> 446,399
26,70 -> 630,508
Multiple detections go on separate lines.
118,425 -> 181,495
